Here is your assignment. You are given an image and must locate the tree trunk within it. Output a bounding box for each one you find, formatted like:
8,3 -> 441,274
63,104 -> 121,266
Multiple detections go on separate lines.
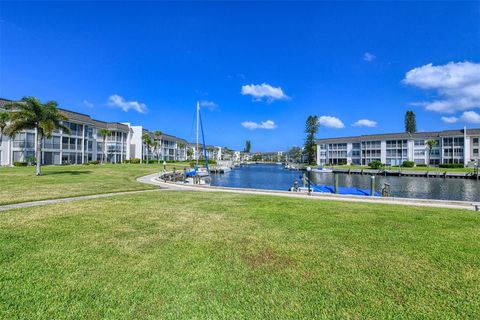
104,140 -> 107,164
36,131 -> 42,176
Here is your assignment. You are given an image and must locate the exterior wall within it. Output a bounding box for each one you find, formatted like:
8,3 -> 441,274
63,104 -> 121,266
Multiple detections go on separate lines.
129,126 -> 144,160
380,140 -> 387,164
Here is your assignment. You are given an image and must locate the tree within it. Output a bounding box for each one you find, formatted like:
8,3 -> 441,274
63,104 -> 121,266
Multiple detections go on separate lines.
426,139 -> 438,167
142,133 -> 152,164
405,110 -> 417,134
4,97 -> 70,176
177,142 -> 185,161
152,140 -> 159,163
154,130 -> 163,162
98,128 -> 111,164
304,115 -> 319,165
0,111 -> 9,146
187,147 -> 193,160
287,146 -> 302,163
244,140 -> 251,153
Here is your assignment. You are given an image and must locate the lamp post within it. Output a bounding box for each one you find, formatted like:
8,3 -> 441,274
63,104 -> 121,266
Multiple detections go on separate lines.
306,167 -> 312,195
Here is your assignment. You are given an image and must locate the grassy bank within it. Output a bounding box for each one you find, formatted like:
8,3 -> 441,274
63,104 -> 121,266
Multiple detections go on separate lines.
0,163 -> 189,205
0,191 -> 478,318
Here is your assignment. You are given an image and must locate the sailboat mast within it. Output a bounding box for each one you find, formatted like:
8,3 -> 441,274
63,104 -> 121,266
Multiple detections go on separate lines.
196,101 -> 200,166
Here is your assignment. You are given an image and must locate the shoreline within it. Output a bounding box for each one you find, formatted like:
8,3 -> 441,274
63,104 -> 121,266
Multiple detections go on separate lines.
141,174 -> 480,211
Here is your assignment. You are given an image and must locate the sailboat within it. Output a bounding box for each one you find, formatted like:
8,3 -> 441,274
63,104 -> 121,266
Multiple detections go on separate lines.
185,102 -> 211,184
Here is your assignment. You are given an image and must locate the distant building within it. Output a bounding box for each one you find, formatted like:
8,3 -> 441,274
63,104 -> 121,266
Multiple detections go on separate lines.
316,128 -> 480,167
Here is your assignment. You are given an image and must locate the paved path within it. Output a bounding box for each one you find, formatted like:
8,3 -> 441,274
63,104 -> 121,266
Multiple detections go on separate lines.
0,189 -> 162,212
0,172 -> 477,212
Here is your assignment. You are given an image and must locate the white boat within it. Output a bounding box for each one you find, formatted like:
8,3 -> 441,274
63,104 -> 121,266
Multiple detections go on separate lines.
311,167 -> 333,173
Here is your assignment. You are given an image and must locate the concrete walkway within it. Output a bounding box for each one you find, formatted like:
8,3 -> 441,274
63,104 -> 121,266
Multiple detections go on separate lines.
0,189 -> 162,212
0,172 -> 477,212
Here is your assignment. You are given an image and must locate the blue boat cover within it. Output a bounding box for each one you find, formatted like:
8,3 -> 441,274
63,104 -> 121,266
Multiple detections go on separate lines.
185,169 -> 197,177
311,185 -> 379,196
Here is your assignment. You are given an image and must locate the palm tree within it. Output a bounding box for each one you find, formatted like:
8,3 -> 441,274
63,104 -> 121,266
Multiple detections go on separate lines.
426,139 -> 438,167
177,142 -> 185,161
152,140 -> 159,163
0,111 -> 9,147
154,130 -> 162,162
98,128 -> 111,164
142,133 -> 152,164
4,97 -> 70,176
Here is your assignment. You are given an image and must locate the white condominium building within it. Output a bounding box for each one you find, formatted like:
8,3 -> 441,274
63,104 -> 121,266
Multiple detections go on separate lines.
317,128 -> 480,167
0,98 -> 189,165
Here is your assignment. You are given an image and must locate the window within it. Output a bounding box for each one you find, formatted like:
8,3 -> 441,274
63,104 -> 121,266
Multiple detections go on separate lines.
414,140 -> 424,146
473,148 -> 479,156
473,138 -> 479,146
414,150 -> 425,157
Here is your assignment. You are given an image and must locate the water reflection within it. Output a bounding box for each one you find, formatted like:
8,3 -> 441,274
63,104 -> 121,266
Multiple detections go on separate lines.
210,164 -> 480,201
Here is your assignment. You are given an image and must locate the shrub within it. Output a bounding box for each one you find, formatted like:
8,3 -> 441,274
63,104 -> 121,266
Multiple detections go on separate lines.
368,160 -> 383,169
25,155 -> 37,166
416,164 -> 427,167
88,160 -> 100,165
129,158 -> 141,164
189,159 -> 217,167
439,163 -> 464,169
123,159 -> 130,164
401,161 -> 415,168
13,161 -> 27,167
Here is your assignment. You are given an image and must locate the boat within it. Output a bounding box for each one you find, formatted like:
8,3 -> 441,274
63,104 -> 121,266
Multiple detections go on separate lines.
311,167 -> 333,173
290,185 -> 379,196
185,102 -> 211,185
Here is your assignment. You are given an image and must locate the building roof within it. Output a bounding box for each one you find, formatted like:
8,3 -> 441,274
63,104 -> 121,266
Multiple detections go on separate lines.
146,130 -> 188,144
317,128 -> 480,144
0,98 -> 130,132
58,108 -> 130,132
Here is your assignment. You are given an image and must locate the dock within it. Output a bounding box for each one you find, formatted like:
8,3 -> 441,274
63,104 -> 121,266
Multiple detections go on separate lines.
331,168 -> 480,180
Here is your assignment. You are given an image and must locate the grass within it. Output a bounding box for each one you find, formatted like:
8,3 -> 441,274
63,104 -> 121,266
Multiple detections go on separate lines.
330,164 -> 475,173
0,163 -> 189,205
0,191 -> 478,319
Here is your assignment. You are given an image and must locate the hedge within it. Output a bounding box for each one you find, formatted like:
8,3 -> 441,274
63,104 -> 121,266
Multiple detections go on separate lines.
401,160 -> 415,168
439,163 -> 464,168
368,160 -> 383,169
13,161 -> 27,167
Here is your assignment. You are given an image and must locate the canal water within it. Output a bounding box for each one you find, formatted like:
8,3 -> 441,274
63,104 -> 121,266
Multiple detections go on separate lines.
210,164 -> 480,201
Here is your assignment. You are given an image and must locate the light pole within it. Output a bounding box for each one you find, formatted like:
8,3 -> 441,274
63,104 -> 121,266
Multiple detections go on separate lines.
306,166 -> 312,195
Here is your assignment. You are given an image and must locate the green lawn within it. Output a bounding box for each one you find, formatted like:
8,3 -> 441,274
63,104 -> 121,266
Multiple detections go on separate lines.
330,164 -> 475,173
0,191 -> 478,319
0,163 -> 189,205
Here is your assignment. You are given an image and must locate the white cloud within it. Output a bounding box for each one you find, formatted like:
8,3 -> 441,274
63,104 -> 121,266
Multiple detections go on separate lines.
241,120 -> 277,130
82,100 -> 94,108
352,119 -> 377,127
441,116 -> 458,124
199,100 -> 218,111
442,111 -> 480,124
241,83 -> 289,102
363,52 -> 376,62
403,61 -> 480,113
107,94 -> 147,113
318,116 -> 345,129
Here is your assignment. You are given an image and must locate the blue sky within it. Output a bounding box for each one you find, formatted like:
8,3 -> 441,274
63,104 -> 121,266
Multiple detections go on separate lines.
1,1 -> 479,151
